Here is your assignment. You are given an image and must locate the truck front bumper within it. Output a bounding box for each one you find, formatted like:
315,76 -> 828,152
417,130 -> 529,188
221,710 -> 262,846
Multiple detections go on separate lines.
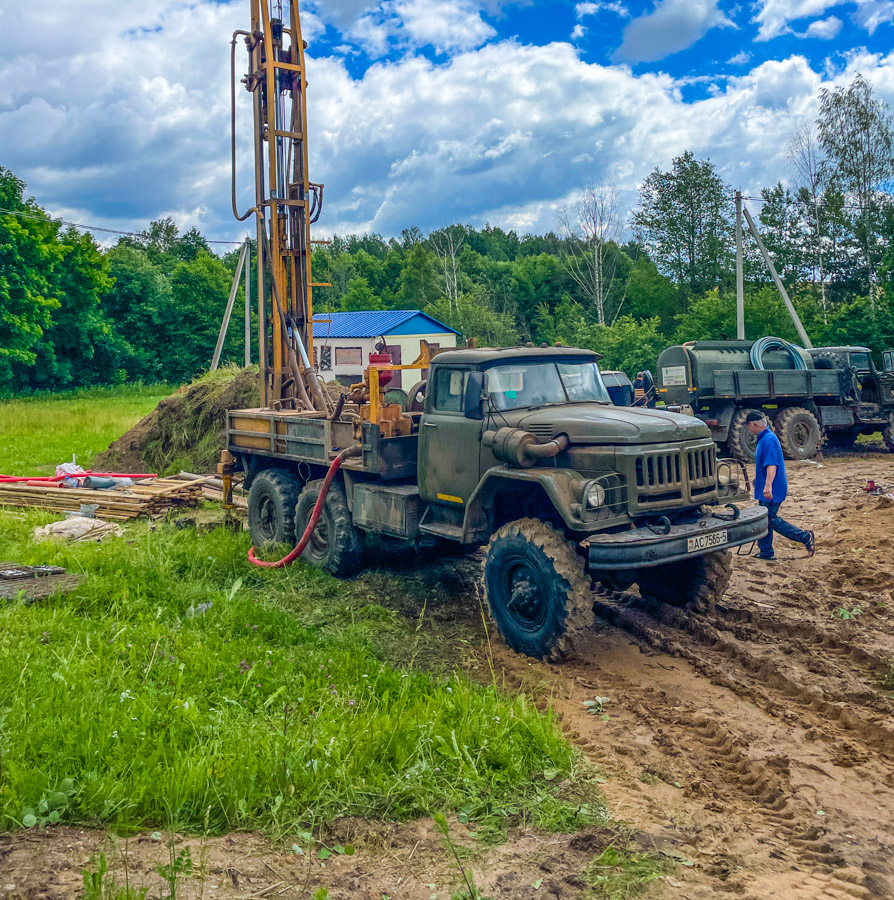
585,505 -> 768,570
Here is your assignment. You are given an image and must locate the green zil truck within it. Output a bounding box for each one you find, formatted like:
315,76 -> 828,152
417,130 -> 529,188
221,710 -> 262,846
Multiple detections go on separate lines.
230,347 -> 767,660
656,341 -> 894,462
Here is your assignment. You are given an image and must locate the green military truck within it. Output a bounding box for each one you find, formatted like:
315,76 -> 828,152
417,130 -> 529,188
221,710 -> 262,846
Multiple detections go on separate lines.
656,340 -> 894,462
230,346 -> 767,660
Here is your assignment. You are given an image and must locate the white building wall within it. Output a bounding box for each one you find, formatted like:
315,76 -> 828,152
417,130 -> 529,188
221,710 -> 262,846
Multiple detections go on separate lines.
314,331 -> 457,385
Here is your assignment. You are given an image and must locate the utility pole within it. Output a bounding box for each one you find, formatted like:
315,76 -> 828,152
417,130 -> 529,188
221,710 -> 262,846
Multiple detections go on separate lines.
211,240 -> 249,371
244,238 -> 251,366
735,190 -> 745,340
742,205 -> 813,349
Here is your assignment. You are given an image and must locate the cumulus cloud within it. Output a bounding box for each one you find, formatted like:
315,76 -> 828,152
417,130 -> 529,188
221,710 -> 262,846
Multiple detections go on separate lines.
348,0 -> 496,55
802,14 -> 844,36
728,50 -> 752,64
753,0 -> 894,39
2,1 -> 894,243
614,0 -> 735,64
575,1 -> 629,18
852,0 -> 894,32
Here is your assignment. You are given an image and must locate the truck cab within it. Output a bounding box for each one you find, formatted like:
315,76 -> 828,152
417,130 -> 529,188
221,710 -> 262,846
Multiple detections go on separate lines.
233,346 -> 767,662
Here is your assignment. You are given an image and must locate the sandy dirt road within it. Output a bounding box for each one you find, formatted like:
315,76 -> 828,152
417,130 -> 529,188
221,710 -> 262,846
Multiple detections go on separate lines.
489,451 -> 894,899
2,453 -> 893,899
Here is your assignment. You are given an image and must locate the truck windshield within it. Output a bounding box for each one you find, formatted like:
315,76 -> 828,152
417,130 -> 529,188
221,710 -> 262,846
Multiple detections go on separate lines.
487,362 -> 611,411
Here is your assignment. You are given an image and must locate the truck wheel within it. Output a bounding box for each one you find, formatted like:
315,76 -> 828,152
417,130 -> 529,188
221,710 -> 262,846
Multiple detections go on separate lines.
248,469 -> 302,548
727,408 -> 762,463
483,518 -> 594,661
294,479 -> 363,577
635,549 -> 732,614
775,406 -> 823,460
884,416 -> 894,453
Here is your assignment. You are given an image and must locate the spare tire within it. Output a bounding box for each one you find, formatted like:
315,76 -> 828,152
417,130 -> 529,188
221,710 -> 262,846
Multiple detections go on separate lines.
775,406 -> 823,460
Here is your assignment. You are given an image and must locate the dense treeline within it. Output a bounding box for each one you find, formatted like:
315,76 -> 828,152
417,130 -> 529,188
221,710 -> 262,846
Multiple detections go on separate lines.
1,75 -> 892,394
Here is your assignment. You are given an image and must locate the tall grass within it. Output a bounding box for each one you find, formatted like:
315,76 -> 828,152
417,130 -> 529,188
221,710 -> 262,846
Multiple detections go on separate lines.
0,385 -> 171,476
0,511 -> 605,837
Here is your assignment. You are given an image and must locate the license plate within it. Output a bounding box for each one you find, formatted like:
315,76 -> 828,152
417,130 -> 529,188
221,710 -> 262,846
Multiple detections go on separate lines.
687,530 -> 728,553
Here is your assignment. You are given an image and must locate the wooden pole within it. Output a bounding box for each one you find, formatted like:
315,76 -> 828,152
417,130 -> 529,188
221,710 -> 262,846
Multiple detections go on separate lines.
211,241 -> 248,371
735,190 -> 745,340
742,205 -> 813,349
244,238 -> 251,366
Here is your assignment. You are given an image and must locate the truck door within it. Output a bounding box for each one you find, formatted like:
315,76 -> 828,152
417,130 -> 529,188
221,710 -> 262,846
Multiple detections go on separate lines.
417,366 -> 482,511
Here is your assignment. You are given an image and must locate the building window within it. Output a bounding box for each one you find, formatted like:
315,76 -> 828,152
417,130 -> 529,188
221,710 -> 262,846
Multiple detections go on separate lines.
335,347 -> 362,366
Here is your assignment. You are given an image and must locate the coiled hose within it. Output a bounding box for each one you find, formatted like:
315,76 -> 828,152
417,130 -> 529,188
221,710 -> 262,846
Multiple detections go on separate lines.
750,336 -> 808,371
247,445 -> 361,569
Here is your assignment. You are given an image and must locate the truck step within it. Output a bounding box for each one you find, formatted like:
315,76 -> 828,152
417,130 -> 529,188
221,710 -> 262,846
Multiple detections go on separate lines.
418,522 -> 464,541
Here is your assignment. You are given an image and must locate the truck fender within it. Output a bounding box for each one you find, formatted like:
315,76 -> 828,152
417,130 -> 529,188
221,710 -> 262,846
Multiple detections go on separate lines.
462,467 -> 587,541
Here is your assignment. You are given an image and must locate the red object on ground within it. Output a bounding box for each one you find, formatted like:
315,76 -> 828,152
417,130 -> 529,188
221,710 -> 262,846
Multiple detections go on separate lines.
368,352 -> 394,389
0,472 -> 158,483
248,447 -> 359,569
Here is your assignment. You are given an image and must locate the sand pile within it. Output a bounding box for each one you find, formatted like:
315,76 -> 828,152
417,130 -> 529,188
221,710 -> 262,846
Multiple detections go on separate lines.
93,367 -> 259,475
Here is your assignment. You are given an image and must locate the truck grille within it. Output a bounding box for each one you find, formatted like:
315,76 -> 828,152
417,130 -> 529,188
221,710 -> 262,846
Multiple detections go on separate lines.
687,446 -> 715,495
635,451 -> 683,501
634,445 -> 717,505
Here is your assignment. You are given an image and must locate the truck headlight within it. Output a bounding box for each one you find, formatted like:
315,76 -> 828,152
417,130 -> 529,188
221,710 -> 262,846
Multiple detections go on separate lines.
717,463 -> 731,487
586,483 -> 606,509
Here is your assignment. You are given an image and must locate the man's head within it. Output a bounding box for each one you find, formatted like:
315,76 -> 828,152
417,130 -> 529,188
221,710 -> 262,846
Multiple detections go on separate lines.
745,410 -> 768,436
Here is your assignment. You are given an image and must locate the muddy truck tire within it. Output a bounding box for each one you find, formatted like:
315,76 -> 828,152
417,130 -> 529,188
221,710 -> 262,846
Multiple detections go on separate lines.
294,479 -> 363,577
483,518 -> 595,661
884,415 -> 894,453
248,468 -> 302,548
727,408 -> 762,464
775,406 -> 823,460
635,549 -> 732,613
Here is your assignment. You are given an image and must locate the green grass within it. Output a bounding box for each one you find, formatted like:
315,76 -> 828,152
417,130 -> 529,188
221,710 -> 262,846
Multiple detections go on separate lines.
0,510 -> 605,838
0,384 -> 171,476
584,845 -> 673,899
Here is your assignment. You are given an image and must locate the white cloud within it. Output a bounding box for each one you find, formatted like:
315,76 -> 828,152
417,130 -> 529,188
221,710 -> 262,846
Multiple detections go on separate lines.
575,1 -> 629,18
2,1 -> 894,244
571,23 -> 587,39
802,14 -> 844,35
852,0 -> 894,32
347,0 -> 495,55
614,0 -> 735,63
753,0 -> 894,39
728,50 -> 752,64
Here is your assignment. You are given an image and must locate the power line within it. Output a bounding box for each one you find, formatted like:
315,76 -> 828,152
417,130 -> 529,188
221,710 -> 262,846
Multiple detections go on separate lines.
0,205 -> 245,245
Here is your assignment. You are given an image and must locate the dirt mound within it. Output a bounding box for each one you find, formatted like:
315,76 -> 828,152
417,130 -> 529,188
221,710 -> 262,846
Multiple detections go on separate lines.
93,367 -> 259,475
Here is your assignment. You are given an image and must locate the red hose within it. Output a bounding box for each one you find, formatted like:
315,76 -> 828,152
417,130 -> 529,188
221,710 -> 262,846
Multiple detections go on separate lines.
247,446 -> 360,569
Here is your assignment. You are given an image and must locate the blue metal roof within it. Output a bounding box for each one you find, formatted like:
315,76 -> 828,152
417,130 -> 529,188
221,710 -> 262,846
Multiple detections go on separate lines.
311,309 -> 459,338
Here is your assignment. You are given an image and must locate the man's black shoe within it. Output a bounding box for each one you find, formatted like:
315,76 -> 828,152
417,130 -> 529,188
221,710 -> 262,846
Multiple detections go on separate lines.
757,553 -> 776,560
805,531 -> 816,558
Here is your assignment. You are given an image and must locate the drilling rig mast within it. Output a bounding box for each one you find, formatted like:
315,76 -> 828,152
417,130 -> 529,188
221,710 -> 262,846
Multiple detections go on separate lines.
232,0 -> 329,412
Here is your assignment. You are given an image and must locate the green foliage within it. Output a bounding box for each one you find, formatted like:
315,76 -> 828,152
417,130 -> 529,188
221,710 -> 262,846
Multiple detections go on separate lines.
82,852 -> 148,900
424,293 -> 518,347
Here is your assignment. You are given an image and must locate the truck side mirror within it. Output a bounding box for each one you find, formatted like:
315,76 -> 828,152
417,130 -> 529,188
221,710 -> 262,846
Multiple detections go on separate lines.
464,371 -> 485,420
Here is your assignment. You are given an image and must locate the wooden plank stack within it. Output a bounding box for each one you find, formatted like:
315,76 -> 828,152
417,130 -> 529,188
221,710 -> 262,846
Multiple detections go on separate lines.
0,478 -> 202,521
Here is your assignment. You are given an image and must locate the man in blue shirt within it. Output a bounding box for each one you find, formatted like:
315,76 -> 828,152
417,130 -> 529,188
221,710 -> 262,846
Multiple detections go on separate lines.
746,411 -> 815,560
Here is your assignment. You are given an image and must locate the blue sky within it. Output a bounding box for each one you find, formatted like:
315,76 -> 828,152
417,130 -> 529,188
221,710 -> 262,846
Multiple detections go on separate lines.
0,0 -> 892,243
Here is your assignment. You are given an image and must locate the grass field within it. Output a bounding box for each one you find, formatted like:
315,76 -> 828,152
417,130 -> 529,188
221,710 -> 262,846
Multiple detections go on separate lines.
0,387 -> 608,853
0,384 -> 171,476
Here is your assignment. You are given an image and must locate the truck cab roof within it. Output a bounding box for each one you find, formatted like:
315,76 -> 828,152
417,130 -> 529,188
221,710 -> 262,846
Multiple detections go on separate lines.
431,346 -> 602,368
